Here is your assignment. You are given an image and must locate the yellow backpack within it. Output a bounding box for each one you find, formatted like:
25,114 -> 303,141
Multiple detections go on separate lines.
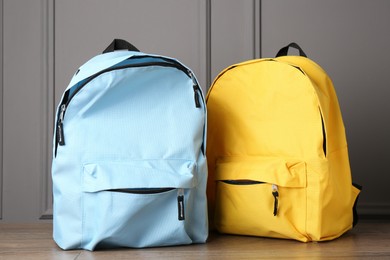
206,43 -> 361,242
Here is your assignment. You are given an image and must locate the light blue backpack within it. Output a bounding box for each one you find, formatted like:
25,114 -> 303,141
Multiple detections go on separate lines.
52,39 -> 208,250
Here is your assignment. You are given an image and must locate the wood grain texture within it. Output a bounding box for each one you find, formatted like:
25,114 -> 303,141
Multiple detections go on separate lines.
0,221 -> 389,259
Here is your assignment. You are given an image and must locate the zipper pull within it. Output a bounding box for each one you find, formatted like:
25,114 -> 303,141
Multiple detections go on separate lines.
188,70 -> 201,108
193,85 -> 201,108
177,188 -> 185,221
57,104 -> 66,146
272,184 -> 279,216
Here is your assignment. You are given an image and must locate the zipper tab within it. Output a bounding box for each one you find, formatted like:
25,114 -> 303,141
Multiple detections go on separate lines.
272,184 -> 279,216
57,104 -> 66,146
59,104 -> 66,122
188,70 -> 201,108
193,85 -> 201,108
177,188 -> 185,221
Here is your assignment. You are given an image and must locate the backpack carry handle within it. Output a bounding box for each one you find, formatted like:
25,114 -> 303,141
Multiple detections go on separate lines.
103,39 -> 140,53
275,42 -> 307,57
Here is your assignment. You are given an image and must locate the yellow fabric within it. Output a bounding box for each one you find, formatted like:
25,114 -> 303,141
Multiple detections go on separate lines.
206,55 -> 360,242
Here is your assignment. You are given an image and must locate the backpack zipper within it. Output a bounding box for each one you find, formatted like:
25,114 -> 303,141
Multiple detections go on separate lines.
177,188 -> 185,221
56,104 -> 66,146
105,187 -> 186,221
106,187 -> 174,194
272,184 -> 279,216
55,57 -> 202,149
222,180 -> 264,185
188,70 -> 201,108
222,180 -> 279,216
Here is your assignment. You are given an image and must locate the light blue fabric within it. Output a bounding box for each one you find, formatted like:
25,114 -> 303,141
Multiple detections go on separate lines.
52,51 -> 208,250
67,51 -> 137,89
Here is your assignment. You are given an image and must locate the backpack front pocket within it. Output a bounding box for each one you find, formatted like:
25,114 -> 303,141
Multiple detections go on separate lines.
214,157 -> 309,241
81,160 -> 196,250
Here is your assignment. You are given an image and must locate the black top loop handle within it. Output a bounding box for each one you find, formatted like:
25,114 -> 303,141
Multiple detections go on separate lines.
103,39 -> 140,53
275,42 -> 307,58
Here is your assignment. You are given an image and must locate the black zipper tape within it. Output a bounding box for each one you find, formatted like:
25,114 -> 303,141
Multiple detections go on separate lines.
106,187 -> 174,194
222,180 -> 265,185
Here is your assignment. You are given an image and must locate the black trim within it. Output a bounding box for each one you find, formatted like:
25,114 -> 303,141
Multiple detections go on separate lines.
106,188 -> 174,194
352,183 -> 363,227
276,42 -> 307,58
103,39 -> 139,53
64,60 -> 189,108
222,180 -> 264,185
292,65 -> 305,75
319,109 -> 327,157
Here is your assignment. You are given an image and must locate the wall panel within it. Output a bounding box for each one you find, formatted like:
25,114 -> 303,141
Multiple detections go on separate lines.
2,0 -> 50,222
210,0 -> 259,80
54,0 -> 208,102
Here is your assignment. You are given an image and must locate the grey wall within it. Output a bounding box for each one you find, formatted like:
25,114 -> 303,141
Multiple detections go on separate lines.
0,0 -> 388,222
1,0 -> 53,222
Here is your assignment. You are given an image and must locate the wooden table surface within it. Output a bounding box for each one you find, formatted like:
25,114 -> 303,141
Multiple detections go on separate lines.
0,220 -> 390,259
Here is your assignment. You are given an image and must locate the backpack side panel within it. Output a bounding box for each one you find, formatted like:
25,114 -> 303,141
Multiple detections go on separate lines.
275,56 -> 360,240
